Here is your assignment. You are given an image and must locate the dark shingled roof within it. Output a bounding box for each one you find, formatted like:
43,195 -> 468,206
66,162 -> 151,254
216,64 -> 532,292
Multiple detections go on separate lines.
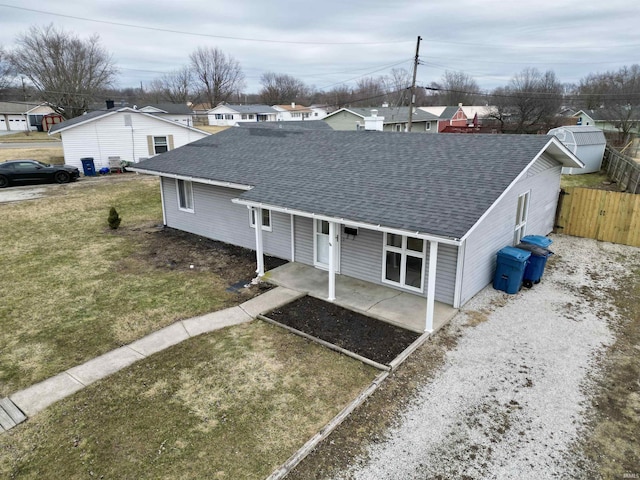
135,127 -> 559,239
48,109 -> 115,133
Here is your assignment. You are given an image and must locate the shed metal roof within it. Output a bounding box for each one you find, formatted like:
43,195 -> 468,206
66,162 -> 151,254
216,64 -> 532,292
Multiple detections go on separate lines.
548,126 -> 606,146
134,127 -> 579,240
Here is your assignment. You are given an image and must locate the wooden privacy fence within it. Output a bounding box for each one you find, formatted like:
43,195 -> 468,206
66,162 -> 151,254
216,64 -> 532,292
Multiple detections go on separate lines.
602,146 -> 640,194
555,187 -> 640,247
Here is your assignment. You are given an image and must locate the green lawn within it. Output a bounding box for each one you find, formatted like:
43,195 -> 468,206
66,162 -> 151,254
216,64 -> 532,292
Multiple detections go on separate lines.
560,171 -> 611,189
0,176 -> 247,395
0,321 -> 377,479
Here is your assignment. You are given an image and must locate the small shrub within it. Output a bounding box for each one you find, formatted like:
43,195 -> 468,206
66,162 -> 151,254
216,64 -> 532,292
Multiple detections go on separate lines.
108,207 -> 121,230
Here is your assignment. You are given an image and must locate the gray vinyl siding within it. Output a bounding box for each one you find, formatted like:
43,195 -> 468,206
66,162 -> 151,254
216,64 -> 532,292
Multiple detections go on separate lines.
340,228 -> 384,283
162,179 -> 291,260
459,153 -> 562,305
293,216 -> 314,265
304,223 -> 458,304
428,243 -> 458,305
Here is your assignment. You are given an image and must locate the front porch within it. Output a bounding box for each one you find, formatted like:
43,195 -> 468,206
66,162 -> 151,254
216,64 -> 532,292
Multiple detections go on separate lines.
265,262 -> 458,333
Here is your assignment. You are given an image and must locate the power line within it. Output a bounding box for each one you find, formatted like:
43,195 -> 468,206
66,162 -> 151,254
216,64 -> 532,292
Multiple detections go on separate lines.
0,4 -> 411,46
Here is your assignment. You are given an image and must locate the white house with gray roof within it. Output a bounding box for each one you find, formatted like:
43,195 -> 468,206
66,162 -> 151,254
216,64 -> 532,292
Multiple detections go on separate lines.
49,107 -> 209,172
132,127 -> 583,333
207,104 -> 278,126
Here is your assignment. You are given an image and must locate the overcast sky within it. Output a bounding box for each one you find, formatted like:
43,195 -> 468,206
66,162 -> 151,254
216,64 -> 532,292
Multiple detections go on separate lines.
1,0 -> 638,95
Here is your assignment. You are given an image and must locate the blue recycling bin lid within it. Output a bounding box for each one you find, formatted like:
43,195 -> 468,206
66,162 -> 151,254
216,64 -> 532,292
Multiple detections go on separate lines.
497,246 -> 531,262
521,235 -> 552,248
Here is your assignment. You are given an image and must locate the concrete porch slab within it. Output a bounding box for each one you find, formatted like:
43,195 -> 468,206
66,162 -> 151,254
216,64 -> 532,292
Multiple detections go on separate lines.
267,263 -> 457,333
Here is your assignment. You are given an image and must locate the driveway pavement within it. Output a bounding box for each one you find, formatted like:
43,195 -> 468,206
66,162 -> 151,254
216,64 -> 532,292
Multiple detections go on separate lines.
335,235 -> 638,480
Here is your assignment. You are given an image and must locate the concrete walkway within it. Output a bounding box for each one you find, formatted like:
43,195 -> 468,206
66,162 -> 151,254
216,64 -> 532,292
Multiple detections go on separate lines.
5,287 -> 303,423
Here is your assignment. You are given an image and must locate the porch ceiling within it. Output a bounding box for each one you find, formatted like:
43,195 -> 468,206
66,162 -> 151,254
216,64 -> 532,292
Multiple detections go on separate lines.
265,262 -> 458,333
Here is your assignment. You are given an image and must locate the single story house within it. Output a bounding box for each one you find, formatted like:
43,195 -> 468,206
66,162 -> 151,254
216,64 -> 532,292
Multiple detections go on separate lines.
573,109 -> 640,136
48,107 -> 209,172
132,127 -> 583,333
273,103 -> 313,121
207,104 -> 278,126
324,107 -> 439,132
547,125 -> 606,174
0,102 -> 56,132
138,104 -> 195,126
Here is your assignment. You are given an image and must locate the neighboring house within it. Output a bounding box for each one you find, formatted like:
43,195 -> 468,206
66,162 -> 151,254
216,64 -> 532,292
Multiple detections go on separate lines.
309,105 -> 330,120
48,107 -> 209,172
207,105 -> 278,126
324,107 -> 439,132
0,102 -> 56,132
138,104 -> 195,126
433,105 -> 469,132
573,109 -> 640,135
273,103 -> 313,121
547,125 -> 606,174
132,127 -> 583,333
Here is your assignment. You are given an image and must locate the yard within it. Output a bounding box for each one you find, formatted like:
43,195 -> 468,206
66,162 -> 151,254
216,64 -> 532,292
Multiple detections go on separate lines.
0,175 -> 275,395
0,174 -> 378,478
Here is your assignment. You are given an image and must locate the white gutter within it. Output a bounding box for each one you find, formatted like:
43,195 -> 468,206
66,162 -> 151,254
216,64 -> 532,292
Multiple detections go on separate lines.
130,168 -> 253,191
231,198 -> 461,246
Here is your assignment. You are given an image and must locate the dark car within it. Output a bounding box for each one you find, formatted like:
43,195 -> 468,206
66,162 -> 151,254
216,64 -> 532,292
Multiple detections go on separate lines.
0,160 -> 80,188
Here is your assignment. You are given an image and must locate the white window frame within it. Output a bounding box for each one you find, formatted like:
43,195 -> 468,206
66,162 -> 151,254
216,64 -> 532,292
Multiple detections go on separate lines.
425,122 -> 431,131
176,179 -> 194,213
250,208 -> 272,232
514,191 -> 530,244
382,233 -> 426,293
153,136 -> 168,154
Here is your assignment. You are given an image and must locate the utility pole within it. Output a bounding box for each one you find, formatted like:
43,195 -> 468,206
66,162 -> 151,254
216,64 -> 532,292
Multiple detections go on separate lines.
407,35 -> 422,133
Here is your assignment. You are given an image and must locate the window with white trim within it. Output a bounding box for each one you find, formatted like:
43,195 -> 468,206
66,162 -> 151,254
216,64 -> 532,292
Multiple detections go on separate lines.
153,136 -> 168,154
250,208 -> 272,231
425,122 -> 431,131
382,233 -> 425,292
514,191 -> 530,244
176,179 -> 194,212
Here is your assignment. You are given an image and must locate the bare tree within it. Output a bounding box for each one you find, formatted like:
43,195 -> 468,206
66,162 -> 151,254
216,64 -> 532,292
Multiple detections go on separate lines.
259,72 -> 308,105
189,46 -> 244,107
0,46 -> 15,92
432,70 -> 481,105
351,76 -> 387,107
8,25 -> 118,118
488,68 -> 562,133
577,64 -> 640,144
384,68 -> 412,106
147,67 -> 193,104
322,85 -> 352,109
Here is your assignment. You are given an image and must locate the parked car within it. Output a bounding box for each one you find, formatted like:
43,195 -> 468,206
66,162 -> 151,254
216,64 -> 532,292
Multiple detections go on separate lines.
0,160 -> 80,188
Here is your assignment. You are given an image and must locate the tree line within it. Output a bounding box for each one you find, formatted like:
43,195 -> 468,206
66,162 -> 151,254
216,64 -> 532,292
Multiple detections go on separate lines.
1,24 -> 638,139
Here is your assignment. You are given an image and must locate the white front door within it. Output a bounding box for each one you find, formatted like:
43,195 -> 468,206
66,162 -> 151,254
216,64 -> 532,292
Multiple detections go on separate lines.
314,220 -> 340,272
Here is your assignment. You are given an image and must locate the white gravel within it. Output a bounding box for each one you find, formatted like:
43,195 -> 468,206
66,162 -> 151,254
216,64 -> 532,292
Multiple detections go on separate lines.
336,235 -> 637,480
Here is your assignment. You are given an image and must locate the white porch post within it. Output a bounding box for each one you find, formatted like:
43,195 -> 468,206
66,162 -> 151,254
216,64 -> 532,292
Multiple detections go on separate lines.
328,221 -> 336,301
254,207 -> 265,277
425,240 -> 438,333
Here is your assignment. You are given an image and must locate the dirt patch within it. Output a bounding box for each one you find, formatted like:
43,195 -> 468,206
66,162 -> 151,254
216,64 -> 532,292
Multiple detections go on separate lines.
573,260 -> 640,478
126,226 -> 287,285
265,296 -> 420,365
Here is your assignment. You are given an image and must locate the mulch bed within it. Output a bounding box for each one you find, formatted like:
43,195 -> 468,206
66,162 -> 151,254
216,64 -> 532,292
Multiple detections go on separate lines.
265,296 -> 421,365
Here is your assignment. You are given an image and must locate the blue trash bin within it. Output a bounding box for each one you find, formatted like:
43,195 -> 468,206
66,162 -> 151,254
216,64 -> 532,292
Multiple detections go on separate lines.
521,235 -> 553,249
517,243 -> 553,287
493,246 -> 531,294
80,157 -> 96,176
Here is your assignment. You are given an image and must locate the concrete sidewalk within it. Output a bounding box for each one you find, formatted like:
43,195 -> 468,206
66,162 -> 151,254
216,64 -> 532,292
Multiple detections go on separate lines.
6,287 -> 303,422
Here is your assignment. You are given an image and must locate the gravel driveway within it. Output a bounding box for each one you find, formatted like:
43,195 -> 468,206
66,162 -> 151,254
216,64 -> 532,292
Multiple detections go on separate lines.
336,235 -> 636,480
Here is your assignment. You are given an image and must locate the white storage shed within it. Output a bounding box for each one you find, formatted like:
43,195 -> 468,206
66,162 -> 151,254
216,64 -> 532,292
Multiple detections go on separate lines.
547,126 -> 606,174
